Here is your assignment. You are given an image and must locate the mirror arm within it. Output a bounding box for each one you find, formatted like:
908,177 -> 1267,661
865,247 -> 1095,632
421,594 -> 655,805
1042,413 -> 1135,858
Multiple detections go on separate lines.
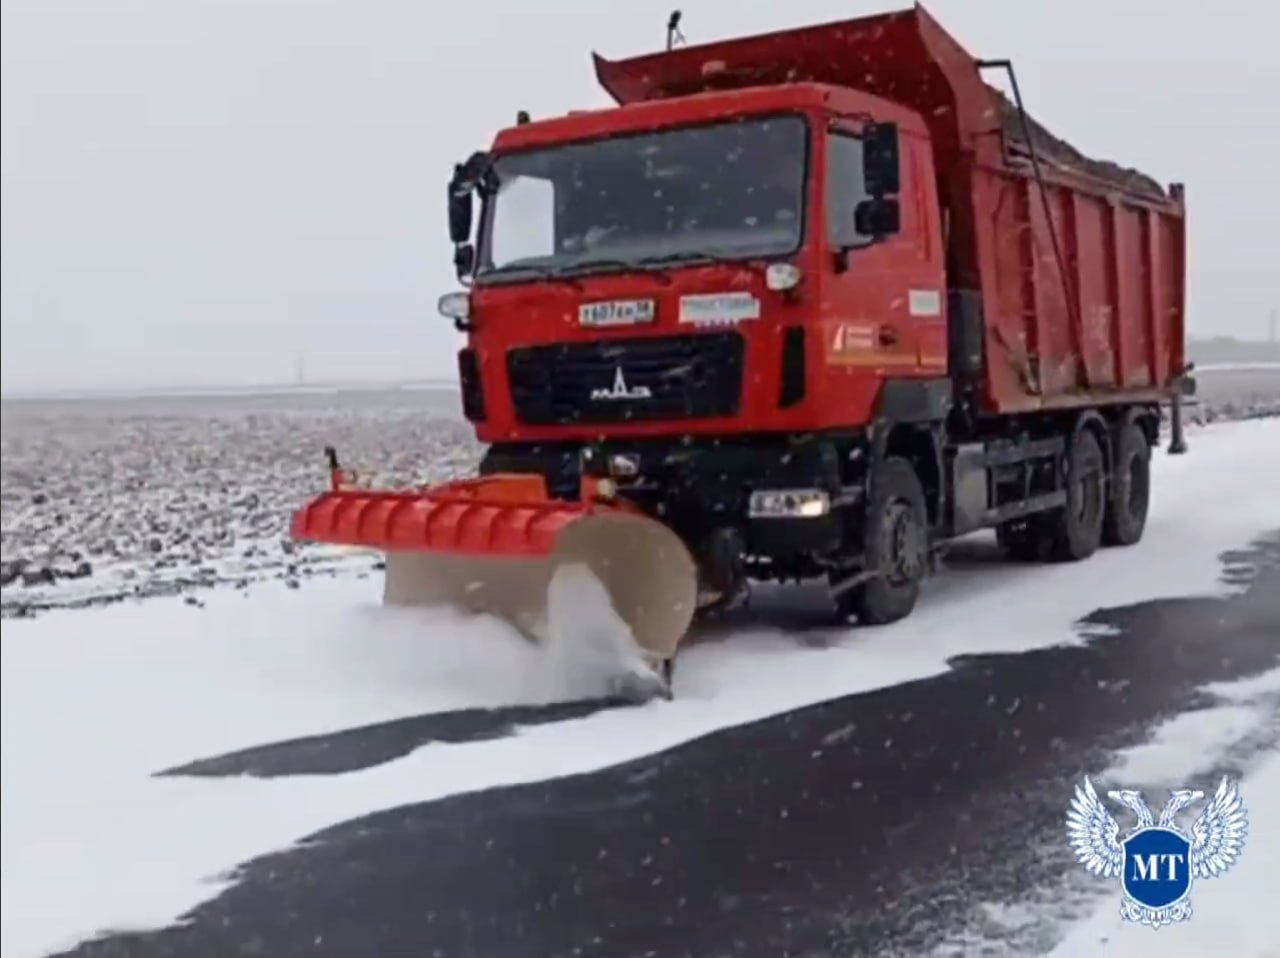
453,242 -> 476,285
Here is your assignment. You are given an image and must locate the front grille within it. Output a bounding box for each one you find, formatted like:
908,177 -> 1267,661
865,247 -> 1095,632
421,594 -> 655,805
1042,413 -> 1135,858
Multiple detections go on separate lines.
507,332 -> 744,426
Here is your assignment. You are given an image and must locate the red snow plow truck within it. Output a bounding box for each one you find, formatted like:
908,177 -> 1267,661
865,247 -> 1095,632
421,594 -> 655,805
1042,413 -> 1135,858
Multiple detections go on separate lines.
291,5 -> 1194,692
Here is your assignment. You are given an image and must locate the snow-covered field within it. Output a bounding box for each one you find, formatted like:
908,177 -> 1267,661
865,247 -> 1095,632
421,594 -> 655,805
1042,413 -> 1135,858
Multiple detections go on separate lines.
2,385 -> 1279,957
0,387 -> 479,614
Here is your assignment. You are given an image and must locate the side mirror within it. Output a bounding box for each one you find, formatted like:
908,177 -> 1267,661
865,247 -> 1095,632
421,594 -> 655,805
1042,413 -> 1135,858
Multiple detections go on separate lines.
854,197 -> 900,237
863,121 -> 900,197
448,188 -> 473,245
447,150 -> 494,245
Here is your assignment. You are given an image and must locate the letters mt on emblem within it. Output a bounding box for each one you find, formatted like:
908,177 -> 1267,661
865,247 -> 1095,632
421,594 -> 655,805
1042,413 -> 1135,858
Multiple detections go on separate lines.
1122,826 -> 1192,911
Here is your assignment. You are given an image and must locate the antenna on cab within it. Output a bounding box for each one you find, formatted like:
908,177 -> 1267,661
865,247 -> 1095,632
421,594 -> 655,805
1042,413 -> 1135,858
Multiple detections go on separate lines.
666,10 -> 685,51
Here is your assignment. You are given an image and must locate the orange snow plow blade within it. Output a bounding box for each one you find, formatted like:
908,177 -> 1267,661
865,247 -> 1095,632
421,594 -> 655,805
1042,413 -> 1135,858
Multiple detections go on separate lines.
290,471 -> 698,662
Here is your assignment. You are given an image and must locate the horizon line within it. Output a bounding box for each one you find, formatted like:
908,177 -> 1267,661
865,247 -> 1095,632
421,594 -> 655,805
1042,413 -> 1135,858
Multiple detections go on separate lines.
0,376 -> 461,403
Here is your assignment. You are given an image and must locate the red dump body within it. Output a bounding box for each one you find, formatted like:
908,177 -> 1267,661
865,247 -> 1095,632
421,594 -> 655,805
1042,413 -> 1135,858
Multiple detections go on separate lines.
464,4 -> 1185,441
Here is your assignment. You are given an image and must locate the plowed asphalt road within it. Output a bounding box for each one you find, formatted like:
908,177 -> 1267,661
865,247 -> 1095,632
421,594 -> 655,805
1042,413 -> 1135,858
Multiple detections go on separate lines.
58,533 -> 1280,958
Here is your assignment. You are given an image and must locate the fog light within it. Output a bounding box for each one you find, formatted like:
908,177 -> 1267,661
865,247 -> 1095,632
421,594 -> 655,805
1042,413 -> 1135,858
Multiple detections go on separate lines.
437,291 -> 470,321
748,488 -> 830,518
765,262 -> 802,292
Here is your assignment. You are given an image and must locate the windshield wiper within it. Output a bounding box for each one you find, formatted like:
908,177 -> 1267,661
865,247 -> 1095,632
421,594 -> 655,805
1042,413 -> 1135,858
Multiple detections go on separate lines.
634,249 -> 742,268
479,263 -> 583,287
570,257 -> 673,283
570,257 -> 637,272
482,256 -> 682,285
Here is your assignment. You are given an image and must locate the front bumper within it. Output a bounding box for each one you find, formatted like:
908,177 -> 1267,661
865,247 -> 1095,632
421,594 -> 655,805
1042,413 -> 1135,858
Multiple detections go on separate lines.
479,433 -> 861,561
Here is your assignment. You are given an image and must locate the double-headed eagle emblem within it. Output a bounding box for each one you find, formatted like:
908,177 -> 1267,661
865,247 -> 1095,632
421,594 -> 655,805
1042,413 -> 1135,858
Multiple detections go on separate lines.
1066,775 -> 1248,927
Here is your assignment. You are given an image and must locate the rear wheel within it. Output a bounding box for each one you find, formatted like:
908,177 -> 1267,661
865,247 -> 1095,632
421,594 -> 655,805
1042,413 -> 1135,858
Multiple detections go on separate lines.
833,457 -> 928,625
1047,428 -> 1106,562
1102,422 -> 1151,546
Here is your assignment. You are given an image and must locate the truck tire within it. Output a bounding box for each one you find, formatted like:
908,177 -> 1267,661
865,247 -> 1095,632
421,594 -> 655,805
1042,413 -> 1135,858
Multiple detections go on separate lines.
1101,422 -> 1151,547
834,456 -> 928,625
1048,428 -> 1106,562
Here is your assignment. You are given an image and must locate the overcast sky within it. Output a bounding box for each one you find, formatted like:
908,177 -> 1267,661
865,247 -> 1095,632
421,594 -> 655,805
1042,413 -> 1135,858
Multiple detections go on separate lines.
2,0 -> 1277,393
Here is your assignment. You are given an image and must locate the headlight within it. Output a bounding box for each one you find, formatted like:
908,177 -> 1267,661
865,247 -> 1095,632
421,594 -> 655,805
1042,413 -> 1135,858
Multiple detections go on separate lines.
765,262 -> 802,292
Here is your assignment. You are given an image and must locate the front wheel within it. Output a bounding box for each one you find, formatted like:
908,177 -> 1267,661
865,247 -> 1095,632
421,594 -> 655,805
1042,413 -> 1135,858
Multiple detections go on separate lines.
832,457 -> 929,625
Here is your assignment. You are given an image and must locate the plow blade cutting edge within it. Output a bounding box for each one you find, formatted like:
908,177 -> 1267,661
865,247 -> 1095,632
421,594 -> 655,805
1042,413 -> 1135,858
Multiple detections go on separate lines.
290,473 -> 699,665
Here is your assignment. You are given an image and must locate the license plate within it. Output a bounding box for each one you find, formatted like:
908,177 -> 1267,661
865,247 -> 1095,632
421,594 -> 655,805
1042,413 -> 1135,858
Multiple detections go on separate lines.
578,299 -> 656,327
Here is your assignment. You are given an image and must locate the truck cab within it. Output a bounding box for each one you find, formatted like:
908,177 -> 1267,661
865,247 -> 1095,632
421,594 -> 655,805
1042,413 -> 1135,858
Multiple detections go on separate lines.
445,83 -> 946,444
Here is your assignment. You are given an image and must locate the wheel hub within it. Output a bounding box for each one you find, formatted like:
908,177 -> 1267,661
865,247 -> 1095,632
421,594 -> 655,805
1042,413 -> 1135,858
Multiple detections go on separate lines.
885,501 -> 923,585
1072,457 -> 1103,524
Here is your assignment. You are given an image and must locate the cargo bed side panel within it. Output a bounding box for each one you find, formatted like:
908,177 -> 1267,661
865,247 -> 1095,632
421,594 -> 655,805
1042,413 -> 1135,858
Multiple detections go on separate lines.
976,163 -> 1185,414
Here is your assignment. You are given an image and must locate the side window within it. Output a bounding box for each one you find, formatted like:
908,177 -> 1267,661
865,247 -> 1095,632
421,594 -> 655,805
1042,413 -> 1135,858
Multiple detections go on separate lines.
824,132 -> 873,248
488,175 -> 556,268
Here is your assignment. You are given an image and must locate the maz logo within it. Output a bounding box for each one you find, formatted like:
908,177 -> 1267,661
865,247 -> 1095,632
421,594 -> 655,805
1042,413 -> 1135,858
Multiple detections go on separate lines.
590,368 -> 652,401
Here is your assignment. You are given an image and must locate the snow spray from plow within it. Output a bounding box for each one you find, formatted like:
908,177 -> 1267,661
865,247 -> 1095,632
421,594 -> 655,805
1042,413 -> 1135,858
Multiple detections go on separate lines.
290,448 -> 698,695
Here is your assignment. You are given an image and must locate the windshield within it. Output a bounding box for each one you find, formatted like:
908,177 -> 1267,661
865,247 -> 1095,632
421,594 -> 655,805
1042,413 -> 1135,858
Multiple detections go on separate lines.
476,114 -> 807,280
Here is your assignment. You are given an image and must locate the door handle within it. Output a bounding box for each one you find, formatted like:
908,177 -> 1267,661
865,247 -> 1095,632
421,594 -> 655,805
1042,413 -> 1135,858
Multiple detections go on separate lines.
878,325 -> 899,346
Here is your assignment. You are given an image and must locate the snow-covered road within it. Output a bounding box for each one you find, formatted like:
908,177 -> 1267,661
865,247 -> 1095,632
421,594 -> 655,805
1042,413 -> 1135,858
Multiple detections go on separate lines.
2,418 -> 1279,957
